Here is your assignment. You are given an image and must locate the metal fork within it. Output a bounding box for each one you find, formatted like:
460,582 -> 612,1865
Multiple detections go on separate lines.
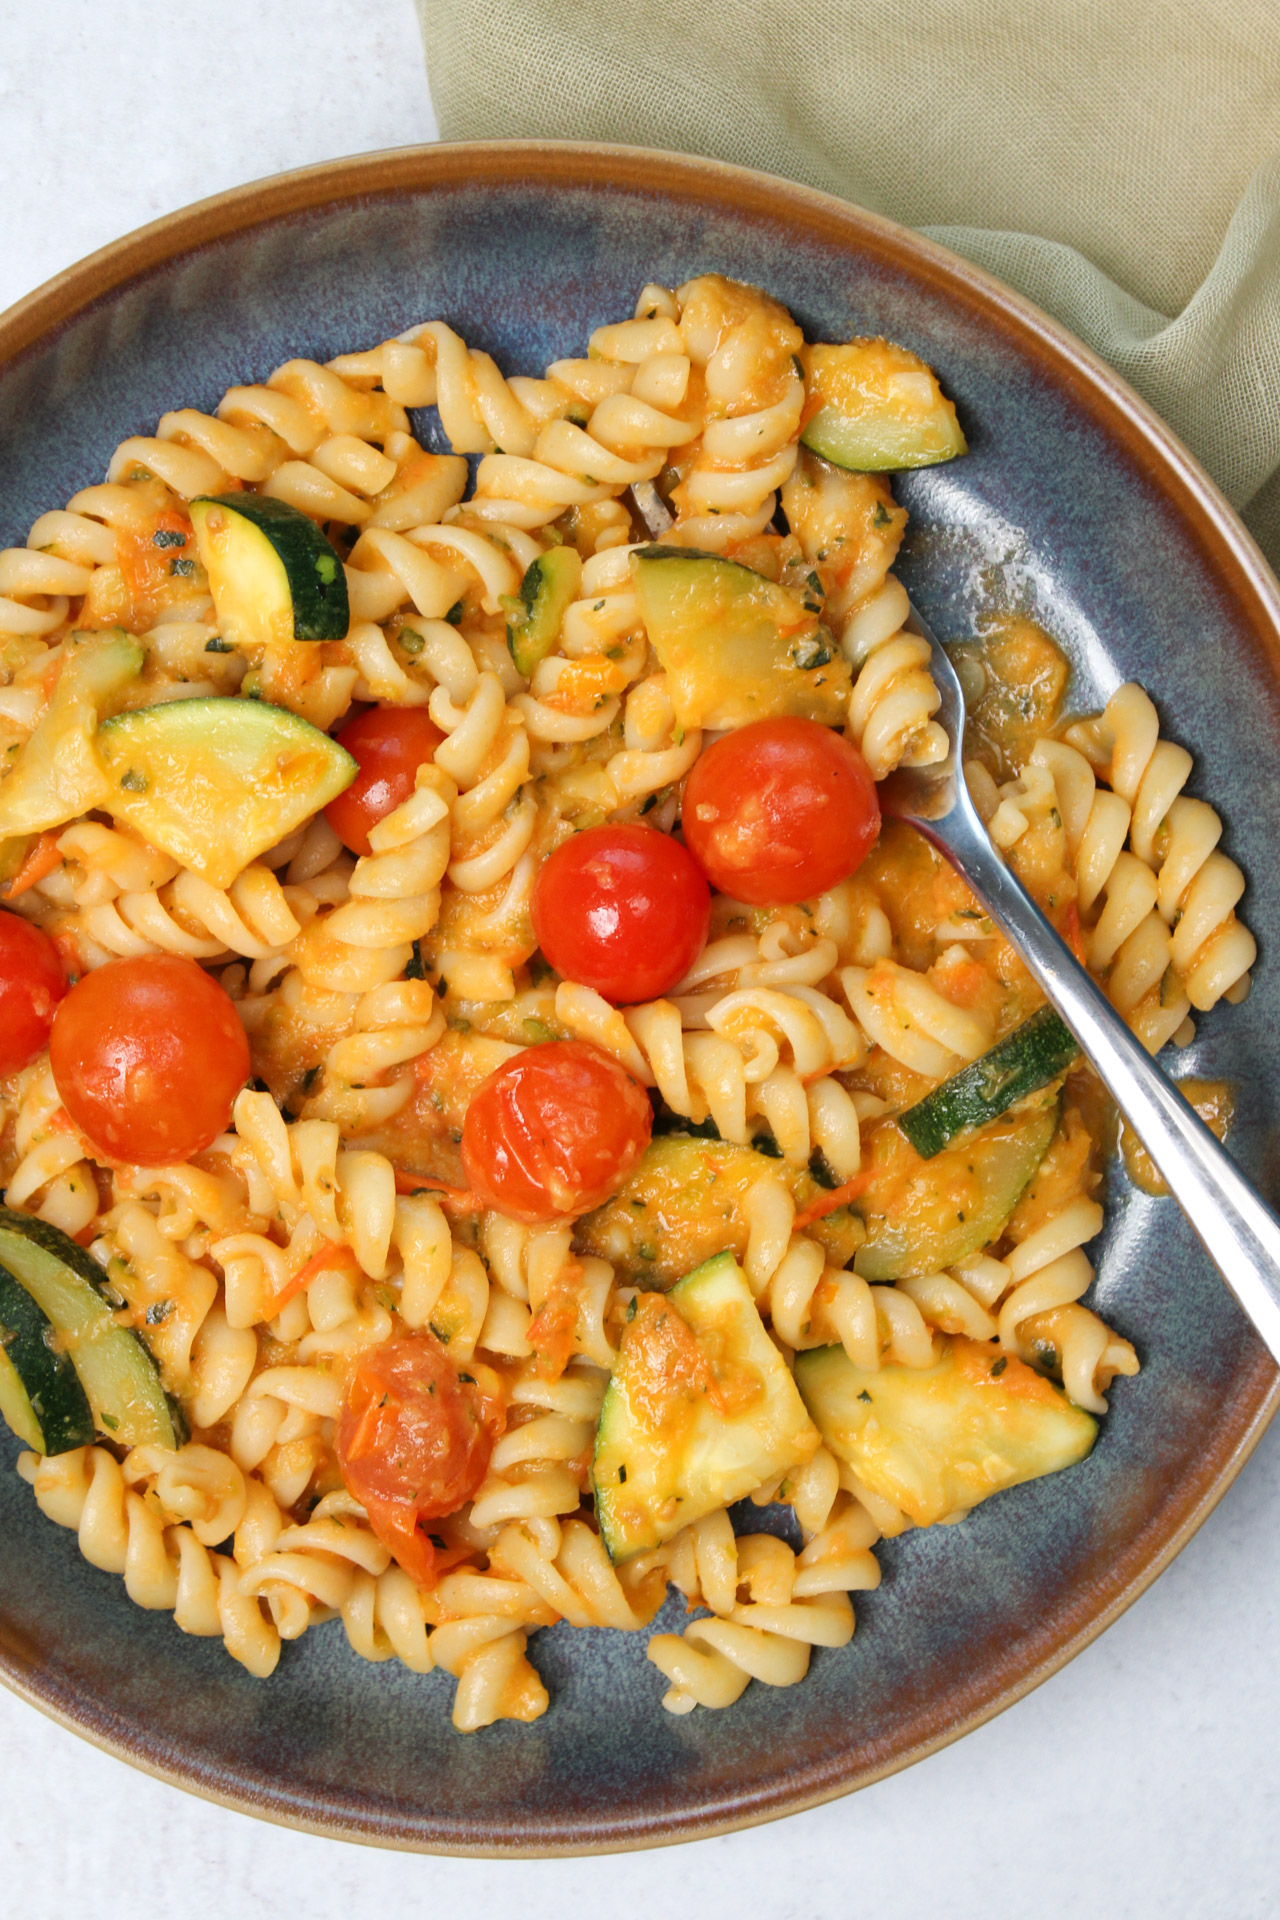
880,608 -> 1280,1363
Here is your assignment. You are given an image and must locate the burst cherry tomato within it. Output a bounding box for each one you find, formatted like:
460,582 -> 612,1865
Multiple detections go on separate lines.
532,823 -> 711,1004
50,954 -> 250,1163
336,1333 -> 500,1588
681,717 -> 880,905
461,1039 -> 652,1223
324,705 -> 445,856
0,912 -> 67,1076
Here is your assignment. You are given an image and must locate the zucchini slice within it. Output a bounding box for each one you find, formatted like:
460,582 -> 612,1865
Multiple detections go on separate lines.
593,1251 -> 820,1563
0,1208 -> 181,1450
801,340 -> 967,472
575,1134 -> 865,1286
97,695 -> 357,889
854,1095 -> 1059,1282
795,1337 -> 1097,1528
630,546 -> 851,731
897,1008 -> 1081,1160
0,629 -> 144,838
191,494 -> 349,648
0,1261 -> 94,1454
506,546 -> 582,677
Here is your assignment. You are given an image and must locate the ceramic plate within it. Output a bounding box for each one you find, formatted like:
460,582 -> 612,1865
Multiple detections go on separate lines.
1,143 -> 1278,1854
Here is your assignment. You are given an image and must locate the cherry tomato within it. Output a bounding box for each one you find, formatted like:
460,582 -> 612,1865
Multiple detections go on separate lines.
532,823 -> 711,1004
324,705 -> 444,856
50,954 -> 250,1163
336,1333 -> 500,1587
681,717 -> 880,905
461,1040 -> 652,1224
0,912 -> 67,1076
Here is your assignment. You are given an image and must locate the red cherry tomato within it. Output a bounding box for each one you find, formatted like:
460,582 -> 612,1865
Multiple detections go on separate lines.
681,717 -> 880,905
0,912 -> 67,1076
50,954 -> 250,1163
461,1040 -> 652,1224
324,705 -> 445,856
336,1333 -> 501,1587
532,823 -> 711,1004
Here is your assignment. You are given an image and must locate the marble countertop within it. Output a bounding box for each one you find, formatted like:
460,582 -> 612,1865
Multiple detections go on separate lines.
2,5 -> 1278,1914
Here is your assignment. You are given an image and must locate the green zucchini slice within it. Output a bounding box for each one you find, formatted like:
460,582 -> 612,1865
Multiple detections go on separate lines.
97,695 -> 357,889
191,493 -> 349,648
0,629 -> 144,838
0,1261 -> 95,1454
795,1338 -> 1097,1528
854,1095 -> 1060,1282
506,546 -> 582,677
897,1008 -> 1081,1160
575,1134 -> 865,1286
592,1251 -> 819,1563
630,546 -> 851,732
0,1208 -> 181,1451
801,339 -> 967,472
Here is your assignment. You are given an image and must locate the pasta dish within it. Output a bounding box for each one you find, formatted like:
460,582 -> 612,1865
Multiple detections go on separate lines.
0,274 -> 1252,1729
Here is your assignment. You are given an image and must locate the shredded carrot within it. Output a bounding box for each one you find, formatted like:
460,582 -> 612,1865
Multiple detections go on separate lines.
4,832 -> 63,900
262,1240 -> 360,1321
392,1169 -> 485,1213
1062,901 -> 1088,967
791,1169 -> 874,1231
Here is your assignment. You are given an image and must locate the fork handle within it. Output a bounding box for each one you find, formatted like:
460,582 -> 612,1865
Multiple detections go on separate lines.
917,808 -> 1280,1365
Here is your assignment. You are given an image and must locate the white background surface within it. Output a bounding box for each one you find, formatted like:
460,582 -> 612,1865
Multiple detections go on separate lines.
2,5 -> 1279,1915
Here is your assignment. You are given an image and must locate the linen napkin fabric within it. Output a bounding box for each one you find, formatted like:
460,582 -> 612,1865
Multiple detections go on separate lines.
415,0 -> 1280,572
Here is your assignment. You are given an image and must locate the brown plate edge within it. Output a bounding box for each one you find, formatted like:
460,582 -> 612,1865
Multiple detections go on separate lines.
0,138 -> 1277,1856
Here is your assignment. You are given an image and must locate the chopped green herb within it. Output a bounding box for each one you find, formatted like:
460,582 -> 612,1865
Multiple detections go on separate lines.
857,1389 -> 872,1404
153,528 -> 187,549
204,636 -> 233,653
991,1356 -> 1008,1377
400,628 -> 426,657
168,556 -> 196,577
118,768 -> 147,793
405,941 -> 427,980
445,600 -> 464,626
145,1300 -> 174,1325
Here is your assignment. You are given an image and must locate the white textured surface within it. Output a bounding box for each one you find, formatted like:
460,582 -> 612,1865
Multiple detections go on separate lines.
2,5 -> 1279,1913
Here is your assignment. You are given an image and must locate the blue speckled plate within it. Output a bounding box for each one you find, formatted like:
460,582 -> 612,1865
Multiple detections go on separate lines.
2,143 -> 1278,1854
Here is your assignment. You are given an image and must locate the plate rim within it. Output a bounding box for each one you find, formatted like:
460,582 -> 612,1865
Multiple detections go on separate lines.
1,137 -> 1278,1856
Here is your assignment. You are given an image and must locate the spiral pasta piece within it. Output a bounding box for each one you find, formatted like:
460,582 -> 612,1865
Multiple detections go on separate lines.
1061,685 -> 1255,1017
645,1509 -> 858,1714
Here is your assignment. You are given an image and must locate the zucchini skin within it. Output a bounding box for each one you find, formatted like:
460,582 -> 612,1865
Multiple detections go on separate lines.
506,546 -> 582,677
0,1206 -> 183,1450
898,1008 -> 1081,1160
0,1261 -> 95,1454
193,492 -> 349,642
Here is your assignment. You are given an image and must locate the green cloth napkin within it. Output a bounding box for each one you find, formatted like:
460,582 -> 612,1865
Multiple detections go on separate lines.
416,0 -> 1280,572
